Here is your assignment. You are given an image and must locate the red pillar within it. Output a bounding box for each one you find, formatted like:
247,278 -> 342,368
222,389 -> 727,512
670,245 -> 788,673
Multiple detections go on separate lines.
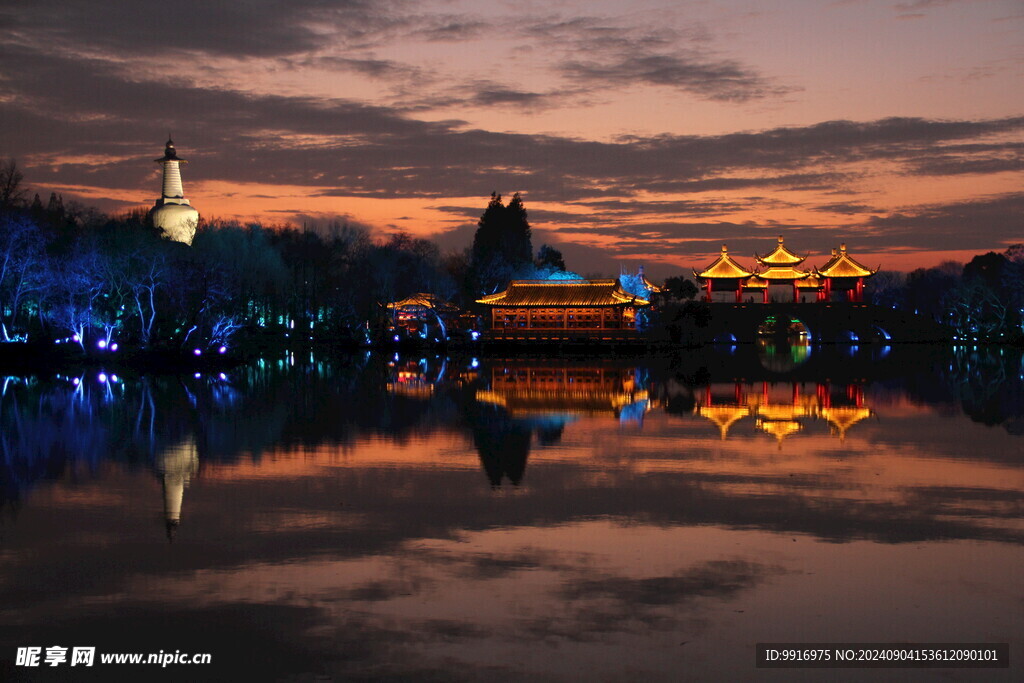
855,278 -> 864,302
792,282 -> 799,303
705,280 -> 712,302
736,282 -> 744,303
763,288 -> 769,304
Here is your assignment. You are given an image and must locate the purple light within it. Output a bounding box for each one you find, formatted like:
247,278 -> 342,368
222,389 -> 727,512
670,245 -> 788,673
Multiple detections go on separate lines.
219,372 -> 227,380
194,372 -> 201,378
72,334 -> 80,342
110,374 -> 119,383
98,373 -> 107,383
218,346 -> 227,354
193,348 -> 202,356
72,377 -> 80,386
393,335 -> 400,341
110,343 -> 118,351
97,339 -> 107,349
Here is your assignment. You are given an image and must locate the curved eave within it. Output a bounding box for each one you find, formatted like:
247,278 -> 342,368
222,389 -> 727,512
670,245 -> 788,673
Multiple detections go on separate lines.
744,275 -> 769,289
641,275 -> 664,293
817,258 -> 876,278
755,246 -> 806,267
795,275 -> 823,289
755,266 -> 812,281
694,254 -> 753,279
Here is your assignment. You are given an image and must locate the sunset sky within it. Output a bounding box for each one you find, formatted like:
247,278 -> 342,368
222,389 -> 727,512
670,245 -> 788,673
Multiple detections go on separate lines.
0,0 -> 1021,275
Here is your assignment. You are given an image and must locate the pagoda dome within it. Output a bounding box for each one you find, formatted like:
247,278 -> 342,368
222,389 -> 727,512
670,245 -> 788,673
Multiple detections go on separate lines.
152,203 -> 199,243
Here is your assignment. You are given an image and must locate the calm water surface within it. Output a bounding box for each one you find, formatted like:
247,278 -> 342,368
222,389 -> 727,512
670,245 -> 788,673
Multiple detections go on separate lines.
0,346 -> 1021,681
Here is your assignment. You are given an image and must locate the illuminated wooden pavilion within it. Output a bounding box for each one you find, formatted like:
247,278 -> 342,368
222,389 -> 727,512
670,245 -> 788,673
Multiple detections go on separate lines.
694,245 -> 754,302
477,280 -> 649,340
816,244 -> 877,302
752,236 -> 814,303
386,293 -> 458,336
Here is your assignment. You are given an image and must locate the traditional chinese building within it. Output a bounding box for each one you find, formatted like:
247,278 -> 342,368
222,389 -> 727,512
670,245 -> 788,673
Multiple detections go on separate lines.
752,236 -> 814,303
693,245 -> 754,302
386,293 -> 458,338
476,280 -> 649,340
816,244 -> 877,302
150,138 -> 199,245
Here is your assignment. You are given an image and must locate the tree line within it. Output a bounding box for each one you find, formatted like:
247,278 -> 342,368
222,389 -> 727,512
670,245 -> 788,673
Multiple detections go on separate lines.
0,161 -> 582,351
866,249 -> 1024,342
1,156 -> 1020,350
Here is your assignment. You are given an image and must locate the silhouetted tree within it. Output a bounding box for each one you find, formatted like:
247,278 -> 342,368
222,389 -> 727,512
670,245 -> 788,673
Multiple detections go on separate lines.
0,159 -> 27,211
536,244 -> 566,271
659,275 -> 699,302
469,192 -> 534,294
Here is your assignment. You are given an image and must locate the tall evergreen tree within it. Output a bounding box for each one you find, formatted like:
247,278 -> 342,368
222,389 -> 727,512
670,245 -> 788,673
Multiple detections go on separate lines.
469,192 -> 534,294
503,192 -> 532,267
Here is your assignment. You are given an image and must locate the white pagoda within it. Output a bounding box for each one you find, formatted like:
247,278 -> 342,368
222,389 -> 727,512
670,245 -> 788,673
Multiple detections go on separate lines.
150,138 -> 199,245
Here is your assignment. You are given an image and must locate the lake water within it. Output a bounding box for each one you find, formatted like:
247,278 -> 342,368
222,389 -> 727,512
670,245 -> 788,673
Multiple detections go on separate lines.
1,346 -> 1021,681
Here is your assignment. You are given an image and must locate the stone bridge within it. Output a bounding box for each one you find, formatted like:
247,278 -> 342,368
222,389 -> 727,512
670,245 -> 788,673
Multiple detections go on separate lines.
700,303 -> 951,344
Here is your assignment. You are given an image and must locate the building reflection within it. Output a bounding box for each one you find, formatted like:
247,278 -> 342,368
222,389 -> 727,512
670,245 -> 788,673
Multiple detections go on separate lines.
475,362 -> 650,423
385,356 -> 448,398
694,382 -> 873,444
156,435 -> 199,541
467,361 -> 651,487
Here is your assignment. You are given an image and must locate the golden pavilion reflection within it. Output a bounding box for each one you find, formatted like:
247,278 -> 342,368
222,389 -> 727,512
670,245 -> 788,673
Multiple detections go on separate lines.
694,382 -> 873,445
476,361 -> 650,423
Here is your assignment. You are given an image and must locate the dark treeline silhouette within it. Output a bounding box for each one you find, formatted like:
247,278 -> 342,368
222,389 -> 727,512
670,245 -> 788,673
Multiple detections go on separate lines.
2,157 -> 1021,349
0,170 -> 594,352
866,249 -> 1024,342
0,161 -> 464,350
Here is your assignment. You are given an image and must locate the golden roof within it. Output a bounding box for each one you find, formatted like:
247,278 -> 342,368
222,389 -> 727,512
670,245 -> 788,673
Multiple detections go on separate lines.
755,266 -> 812,281
694,245 -> 753,280
795,273 -> 823,289
475,388 -> 648,417
755,236 -> 807,267
757,419 -> 803,442
640,273 -> 664,293
477,280 -> 649,307
744,274 -> 770,289
387,293 -> 458,312
822,406 -> 874,440
817,244 -> 877,278
695,405 -> 750,440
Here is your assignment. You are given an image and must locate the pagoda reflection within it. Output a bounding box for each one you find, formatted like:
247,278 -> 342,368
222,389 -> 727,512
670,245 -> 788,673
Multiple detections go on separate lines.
694,381 -> 873,444
155,435 -> 199,541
